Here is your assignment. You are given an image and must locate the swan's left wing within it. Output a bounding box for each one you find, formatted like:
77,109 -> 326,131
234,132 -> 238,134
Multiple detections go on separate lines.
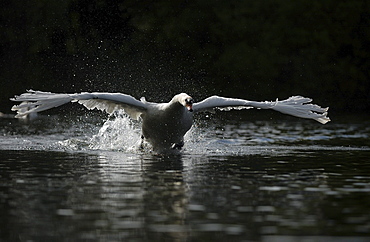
11,90 -> 147,120
192,95 -> 330,124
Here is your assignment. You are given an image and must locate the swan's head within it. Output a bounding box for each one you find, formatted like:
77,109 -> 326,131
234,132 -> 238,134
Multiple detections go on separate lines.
185,97 -> 194,112
175,93 -> 194,112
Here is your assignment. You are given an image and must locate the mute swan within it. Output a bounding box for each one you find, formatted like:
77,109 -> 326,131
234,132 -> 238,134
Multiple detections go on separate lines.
11,90 -> 330,152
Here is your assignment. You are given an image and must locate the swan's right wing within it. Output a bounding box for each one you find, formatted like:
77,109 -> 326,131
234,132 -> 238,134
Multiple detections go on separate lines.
11,90 -> 148,120
193,95 -> 330,124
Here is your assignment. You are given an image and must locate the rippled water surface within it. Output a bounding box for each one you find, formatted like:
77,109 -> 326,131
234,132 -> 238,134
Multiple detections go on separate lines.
1,112 -> 369,241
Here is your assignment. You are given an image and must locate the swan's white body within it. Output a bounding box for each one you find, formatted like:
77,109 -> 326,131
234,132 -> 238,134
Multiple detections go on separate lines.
11,90 -> 330,152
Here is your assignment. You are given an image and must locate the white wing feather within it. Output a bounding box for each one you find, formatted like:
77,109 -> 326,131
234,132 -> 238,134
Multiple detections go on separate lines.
10,90 -> 147,120
193,95 -> 330,124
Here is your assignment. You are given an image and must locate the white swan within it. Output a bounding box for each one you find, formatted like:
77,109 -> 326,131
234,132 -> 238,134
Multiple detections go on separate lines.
11,90 -> 330,152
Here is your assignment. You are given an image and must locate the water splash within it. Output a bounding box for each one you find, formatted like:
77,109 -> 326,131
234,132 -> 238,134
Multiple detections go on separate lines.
89,111 -> 142,152
2,113 -> 369,155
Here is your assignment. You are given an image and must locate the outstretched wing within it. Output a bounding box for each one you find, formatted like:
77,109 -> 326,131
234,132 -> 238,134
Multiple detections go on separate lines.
193,95 -> 330,124
10,90 -> 147,120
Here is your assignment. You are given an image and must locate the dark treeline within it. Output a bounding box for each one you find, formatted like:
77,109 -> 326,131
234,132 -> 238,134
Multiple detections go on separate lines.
1,0 -> 369,113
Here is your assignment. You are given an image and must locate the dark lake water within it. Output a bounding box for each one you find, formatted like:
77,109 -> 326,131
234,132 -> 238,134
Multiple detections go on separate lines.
1,111 -> 369,241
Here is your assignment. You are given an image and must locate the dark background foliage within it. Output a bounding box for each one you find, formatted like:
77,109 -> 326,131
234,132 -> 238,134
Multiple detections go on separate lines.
1,0 -> 369,114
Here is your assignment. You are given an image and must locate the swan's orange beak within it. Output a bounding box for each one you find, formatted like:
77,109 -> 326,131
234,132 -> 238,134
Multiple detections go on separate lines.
186,103 -> 193,112
185,97 -> 194,112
